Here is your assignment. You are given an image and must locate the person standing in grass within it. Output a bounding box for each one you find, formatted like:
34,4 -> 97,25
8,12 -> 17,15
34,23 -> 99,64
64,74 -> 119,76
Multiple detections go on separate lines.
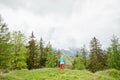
59,55 -> 65,71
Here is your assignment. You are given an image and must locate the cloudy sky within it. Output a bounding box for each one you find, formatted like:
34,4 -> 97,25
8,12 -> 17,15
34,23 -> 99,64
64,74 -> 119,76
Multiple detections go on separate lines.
0,0 -> 120,49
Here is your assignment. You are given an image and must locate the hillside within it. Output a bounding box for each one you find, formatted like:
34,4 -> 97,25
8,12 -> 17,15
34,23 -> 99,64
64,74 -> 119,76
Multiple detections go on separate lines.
0,68 -> 120,80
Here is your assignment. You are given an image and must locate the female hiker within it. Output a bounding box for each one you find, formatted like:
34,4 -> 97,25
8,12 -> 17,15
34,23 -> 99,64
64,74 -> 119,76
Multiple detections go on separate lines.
59,55 -> 65,71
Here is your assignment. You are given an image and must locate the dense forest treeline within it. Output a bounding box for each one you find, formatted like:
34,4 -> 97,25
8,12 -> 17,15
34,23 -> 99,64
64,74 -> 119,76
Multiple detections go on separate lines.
0,15 -> 120,73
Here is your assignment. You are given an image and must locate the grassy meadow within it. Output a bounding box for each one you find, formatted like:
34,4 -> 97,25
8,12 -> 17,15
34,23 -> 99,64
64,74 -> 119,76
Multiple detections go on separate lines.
0,68 -> 120,80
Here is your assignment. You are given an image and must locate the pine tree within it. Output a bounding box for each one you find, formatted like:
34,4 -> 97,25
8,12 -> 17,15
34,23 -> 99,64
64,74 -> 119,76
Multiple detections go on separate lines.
27,32 -> 39,70
88,37 -> 105,72
45,42 -> 56,68
72,51 -> 85,70
11,31 -> 28,70
108,35 -> 120,70
0,15 -> 11,70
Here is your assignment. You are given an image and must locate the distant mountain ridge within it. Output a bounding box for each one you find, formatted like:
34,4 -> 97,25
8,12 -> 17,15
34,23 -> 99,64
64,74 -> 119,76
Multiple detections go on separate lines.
54,48 -> 80,56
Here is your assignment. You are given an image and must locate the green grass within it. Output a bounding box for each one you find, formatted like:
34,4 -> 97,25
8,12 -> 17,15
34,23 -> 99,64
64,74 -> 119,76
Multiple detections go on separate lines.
0,68 -> 120,80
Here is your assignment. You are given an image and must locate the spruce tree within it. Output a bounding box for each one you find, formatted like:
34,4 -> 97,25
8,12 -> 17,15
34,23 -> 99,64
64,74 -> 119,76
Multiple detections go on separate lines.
72,51 -> 85,70
88,37 -> 105,72
27,32 -> 39,69
80,45 -> 88,67
108,36 -> 120,70
105,47 -> 111,69
39,38 -> 46,68
55,49 -> 62,67
45,42 -> 56,68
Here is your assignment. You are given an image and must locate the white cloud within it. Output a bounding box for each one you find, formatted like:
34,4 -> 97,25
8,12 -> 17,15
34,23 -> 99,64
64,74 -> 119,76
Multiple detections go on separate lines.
0,0 -> 120,49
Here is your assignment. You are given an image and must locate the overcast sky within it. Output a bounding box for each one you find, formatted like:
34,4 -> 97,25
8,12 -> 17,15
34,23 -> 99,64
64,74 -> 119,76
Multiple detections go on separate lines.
0,0 -> 120,49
